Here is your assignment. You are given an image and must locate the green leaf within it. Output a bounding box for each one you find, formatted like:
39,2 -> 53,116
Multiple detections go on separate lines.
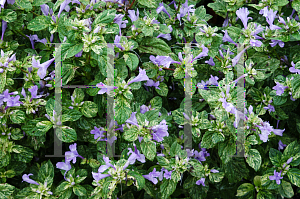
56,126 -> 77,143
124,53 -> 139,71
115,97 -> 131,125
156,156 -> 170,167
61,43 -> 84,60
27,16 -> 50,31
283,141 -> 300,166
38,160 -> 54,187
46,98 -> 55,117
212,132 -> 225,144
155,82 -> 168,96
15,0 -> 32,10
55,181 -> 70,195
287,168 -> 300,187
0,183 -> 15,198
246,149 -> 262,172
0,9 -> 17,22
72,88 -> 85,103
201,131 -> 216,149
292,0 -> 300,12
123,126 -> 139,142
141,141 -> 156,161
160,179 -> 177,199
209,171 -> 224,183
223,158 -> 249,183
170,141 -> 181,157
256,190 -> 274,199
279,180 -> 294,198
127,171 -> 145,191
94,9 -> 116,24
73,185 -> 87,196
62,63 -> 78,85
36,121 -> 53,133
9,110 -> 26,124
142,26 -> 154,37
11,145 -> 33,163
62,108 -> 82,122
139,38 -> 172,56
144,109 -> 160,121
0,70 -> 7,93
269,148 -> 282,167
236,183 -> 255,198
291,75 -> 300,99
81,101 -> 98,118
150,96 -> 162,109
138,0 -> 157,7
33,0 -> 48,6
21,118 -> 45,136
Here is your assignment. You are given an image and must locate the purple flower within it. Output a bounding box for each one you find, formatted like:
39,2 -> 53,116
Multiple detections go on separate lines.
127,67 -> 149,85
263,104 -> 275,112
273,82 -> 288,96
177,0 -> 195,25
56,161 -> 72,180
157,3 -> 171,18
128,8 -> 139,22
144,79 -> 160,90
4,95 -> 22,110
210,169 -> 219,173
65,143 -> 84,164
90,126 -> 106,141
236,7 -> 252,29
222,30 -> 237,46
75,50 -> 83,57
28,85 -> 43,101
196,178 -> 205,186
164,170 -> 172,179
269,170 -> 283,184
289,61 -> 300,74
26,34 -> 47,50
157,25 -> 173,41
265,9 -> 282,30
286,157 -> 293,165
127,144 -> 146,164
140,105 -> 149,114
270,40 -> 284,48
126,112 -> 139,126
92,172 -> 111,182
143,168 -> 161,184
191,44 -> 209,63
232,46 -> 250,67
152,119 -> 169,142
194,150 -> 206,162
197,80 -> 208,90
22,174 -> 40,185
250,39 -> 263,47
96,82 -> 118,95
149,55 -> 180,68
207,75 -> 219,86
57,0 -> 80,18
205,57 -> 215,66
1,20 -> 7,41
32,57 -> 55,79
114,14 -> 128,35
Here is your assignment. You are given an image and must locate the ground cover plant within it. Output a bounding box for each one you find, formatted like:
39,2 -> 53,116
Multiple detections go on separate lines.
1,0 -> 300,198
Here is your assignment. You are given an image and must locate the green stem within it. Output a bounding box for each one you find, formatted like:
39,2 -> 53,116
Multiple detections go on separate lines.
12,30 -> 31,41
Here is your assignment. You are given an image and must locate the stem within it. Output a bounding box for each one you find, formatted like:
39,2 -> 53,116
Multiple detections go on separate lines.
20,68 -> 28,73
215,56 -> 222,62
12,30 -> 31,41
163,67 -> 175,71
127,0 -> 136,10
31,11 -> 40,16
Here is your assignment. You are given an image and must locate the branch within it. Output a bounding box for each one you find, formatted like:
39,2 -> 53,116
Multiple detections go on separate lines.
127,0 -> 136,10
215,56 -> 222,62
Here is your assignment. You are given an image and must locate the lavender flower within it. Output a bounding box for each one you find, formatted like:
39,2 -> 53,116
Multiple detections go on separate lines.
157,25 -> 173,41
163,169 -> 172,179
32,57 -> 55,79
270,40 -> 284,48
231,46 -> 250,67
289,61 -> 300,74
149,55 -> 181,68
191,44 -> 209,63
57,0 -> 80,18
26,34 -> 47,50
140,105 -> 149,114
207,75 -> 219,86
144,79 -> 160,90
272,82 -> 288,96
4,95 -> 22,110
194,150 -> 207,162
96,82 -> 118,95
210,169 -> 219,173
125,112 -> 139,126
127,144 -> 146,164
1,20 -> 7,41
222,30 -> 237,46
152,119 -> 169,142
128,8 -> 139,22
196,178 -> 205,186
177,0 -> 195,25
143,168 -> 161,184
90,126 -> 106,141
258,121 -> 285,142
127,67 -> 149,85
263,104 -> 275,112
269,170 -> 283,184
22,174 -> 40,185
264,8 -> 282,30
205,57 -> 215,66
236,7 -> 252,29
114,14 -> 128,35
65,143 -> 84,164
157,3 -> 171,18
